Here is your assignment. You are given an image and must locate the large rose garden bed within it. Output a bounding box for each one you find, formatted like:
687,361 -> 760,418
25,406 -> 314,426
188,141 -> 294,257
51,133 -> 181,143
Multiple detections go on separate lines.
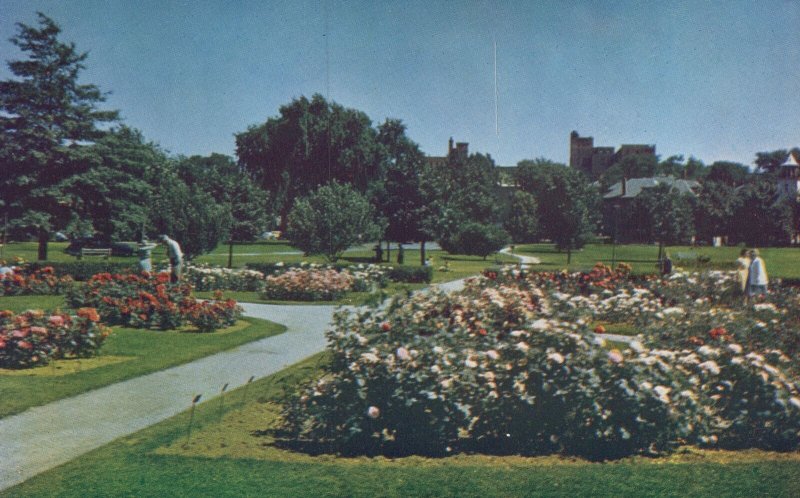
276,265 -> 800,460
0,267 -> 244,369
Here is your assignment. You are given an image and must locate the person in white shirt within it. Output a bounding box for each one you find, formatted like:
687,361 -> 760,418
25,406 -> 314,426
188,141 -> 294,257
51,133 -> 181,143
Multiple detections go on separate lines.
735,249 -> 750,294
159,235 -> 183,283
747,248 -> 768,298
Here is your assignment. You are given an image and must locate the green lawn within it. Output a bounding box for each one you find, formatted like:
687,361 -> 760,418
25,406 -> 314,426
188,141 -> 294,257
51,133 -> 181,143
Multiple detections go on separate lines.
0,317 -> 284,418
7,354 -> 799,498
0,294 -> 67,313
516,243 -> 800,279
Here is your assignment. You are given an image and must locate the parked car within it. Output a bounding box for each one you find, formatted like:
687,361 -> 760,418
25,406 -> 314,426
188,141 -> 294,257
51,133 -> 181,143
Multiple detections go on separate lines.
64,237 -> 135,257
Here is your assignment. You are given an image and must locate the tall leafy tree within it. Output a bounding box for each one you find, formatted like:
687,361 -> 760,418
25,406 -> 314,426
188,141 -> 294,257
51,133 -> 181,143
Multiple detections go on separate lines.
514,159 -> 597,244
729,179 -> 794,246
634,184 -> 695,258
148,162 -> 230,259
424,151 -> 502,250
177,153 -> 272,241
705,161 -> 751,186
754,150 -> 791,174
285,182 -> 381,262
59,126 -> 160,242
549,172 -> 600,263
693,181 -> 740,244
0,13 -> 118,259
235,94 -> 385,227
376,119 -> 431,263
503,190 -> 539,243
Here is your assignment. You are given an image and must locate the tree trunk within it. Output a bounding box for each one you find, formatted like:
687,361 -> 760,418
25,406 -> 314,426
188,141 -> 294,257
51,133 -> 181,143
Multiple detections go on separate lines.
228,240 -> 234,268
567,248 -> 572,265
37,228 -> 48,261
386,240 -> 391,263
420,240 -> 426,265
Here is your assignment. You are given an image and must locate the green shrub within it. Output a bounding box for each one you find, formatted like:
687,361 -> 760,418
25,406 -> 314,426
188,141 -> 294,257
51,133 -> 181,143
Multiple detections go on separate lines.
441,222 -> 510,260
26,261 -> 139,281
386,266 -> 432,283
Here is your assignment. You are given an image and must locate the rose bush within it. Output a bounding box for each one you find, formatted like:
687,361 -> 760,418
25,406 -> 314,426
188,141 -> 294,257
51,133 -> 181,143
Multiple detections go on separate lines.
261,264 -> 387,301
67,272 -> 242,332
276,267 -> 800,459
184,264 -> 266,292
0,308 -> 111,368
0,266 -> 74,296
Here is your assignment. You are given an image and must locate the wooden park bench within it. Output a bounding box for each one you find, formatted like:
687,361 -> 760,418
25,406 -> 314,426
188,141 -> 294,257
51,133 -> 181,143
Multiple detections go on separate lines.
78,248 -> 112,259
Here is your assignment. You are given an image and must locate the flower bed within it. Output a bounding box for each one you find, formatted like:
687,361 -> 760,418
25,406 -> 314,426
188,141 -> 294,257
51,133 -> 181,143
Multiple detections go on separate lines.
184,264 -> 266,292
67,272 -> 242,332
0,308 -> 111,368
0,266 -> 74,296
261,264 -> 387,301
276,266 -> 800,459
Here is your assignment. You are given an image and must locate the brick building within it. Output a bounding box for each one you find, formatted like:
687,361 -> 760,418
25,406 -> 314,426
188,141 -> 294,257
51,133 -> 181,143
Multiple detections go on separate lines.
570,131 -> 655,179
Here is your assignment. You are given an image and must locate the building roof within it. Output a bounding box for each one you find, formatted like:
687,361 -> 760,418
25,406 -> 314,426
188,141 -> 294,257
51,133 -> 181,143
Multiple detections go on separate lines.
780,153 -> 799,168
603,176 -> 700,199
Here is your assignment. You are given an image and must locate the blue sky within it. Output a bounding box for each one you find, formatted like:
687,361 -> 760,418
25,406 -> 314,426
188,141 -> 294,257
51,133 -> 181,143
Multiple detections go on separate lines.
1,0 -> 798,167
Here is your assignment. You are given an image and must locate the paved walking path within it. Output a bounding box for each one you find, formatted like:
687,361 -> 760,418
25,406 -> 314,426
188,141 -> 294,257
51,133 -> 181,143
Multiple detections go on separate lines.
500,247 -> 541,265
0,303 -> 337,492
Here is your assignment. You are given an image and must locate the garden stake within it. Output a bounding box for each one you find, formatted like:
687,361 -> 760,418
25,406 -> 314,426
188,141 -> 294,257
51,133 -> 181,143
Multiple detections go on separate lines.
218,383 -> 229,421
239,376 -> 255,410
184,394 -> 202,448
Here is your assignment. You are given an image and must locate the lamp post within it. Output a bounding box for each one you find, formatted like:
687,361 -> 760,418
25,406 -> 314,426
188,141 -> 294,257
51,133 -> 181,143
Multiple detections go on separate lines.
611,204 -> 620,268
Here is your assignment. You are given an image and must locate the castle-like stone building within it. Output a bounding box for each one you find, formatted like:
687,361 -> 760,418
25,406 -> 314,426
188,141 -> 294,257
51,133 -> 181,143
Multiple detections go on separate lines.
570,131 -> 656,178
425,137 -> 469,168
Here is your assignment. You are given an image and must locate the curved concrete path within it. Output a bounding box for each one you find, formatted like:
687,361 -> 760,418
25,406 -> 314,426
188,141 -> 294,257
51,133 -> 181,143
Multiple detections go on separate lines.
500,246 -> 541,266
0,303 -> 338,492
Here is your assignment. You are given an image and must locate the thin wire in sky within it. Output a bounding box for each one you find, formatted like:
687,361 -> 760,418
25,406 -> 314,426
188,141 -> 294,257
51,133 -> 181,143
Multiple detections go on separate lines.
494,39 -> 499,137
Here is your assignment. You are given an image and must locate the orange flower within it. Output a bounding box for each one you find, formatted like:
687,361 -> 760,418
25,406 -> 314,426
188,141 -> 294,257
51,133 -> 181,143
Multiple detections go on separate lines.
709,327 -> 727,340
77,308 -> 100,322
381,322 -> 392,332
594,325 -> 606,334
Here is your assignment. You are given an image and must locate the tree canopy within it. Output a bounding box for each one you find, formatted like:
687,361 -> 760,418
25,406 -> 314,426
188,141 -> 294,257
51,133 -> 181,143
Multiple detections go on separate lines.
0,13 -> 118,259
285,182 -> 381,262
235,94 -> 385,227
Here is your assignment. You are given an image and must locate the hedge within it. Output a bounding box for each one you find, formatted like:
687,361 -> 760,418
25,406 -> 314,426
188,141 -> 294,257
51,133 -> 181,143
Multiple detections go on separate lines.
387,266 -> 433,283
25,261 -> 140,281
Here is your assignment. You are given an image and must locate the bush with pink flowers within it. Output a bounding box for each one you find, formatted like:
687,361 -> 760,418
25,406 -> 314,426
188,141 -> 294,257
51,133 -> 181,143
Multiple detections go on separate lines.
0,266 -> 74,296
0,308 -> 111,369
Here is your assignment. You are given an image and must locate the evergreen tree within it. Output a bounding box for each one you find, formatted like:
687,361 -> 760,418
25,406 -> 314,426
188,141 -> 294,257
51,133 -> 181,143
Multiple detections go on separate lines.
0,13 -> 118,259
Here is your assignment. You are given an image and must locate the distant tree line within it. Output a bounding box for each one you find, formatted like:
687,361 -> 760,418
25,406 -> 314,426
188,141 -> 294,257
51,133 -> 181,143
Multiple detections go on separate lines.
2,14 -> 797,264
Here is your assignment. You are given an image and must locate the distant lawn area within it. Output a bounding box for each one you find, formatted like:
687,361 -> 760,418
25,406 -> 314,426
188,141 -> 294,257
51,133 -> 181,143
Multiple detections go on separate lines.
516,243 -> 800,279
2,241 -> 514,284
9,353 -> 800,498
0,317 -> 284,419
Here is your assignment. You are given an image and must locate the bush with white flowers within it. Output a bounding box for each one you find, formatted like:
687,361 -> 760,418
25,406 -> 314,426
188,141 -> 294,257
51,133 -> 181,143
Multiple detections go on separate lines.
275,267 -> 800,459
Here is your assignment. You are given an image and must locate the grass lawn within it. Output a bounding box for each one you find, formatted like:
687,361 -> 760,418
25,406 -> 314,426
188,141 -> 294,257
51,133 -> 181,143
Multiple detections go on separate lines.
8,354 -> 799,498
0,317 -> 284,419
0,294 -> 67,313
516,243 -> 800,279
